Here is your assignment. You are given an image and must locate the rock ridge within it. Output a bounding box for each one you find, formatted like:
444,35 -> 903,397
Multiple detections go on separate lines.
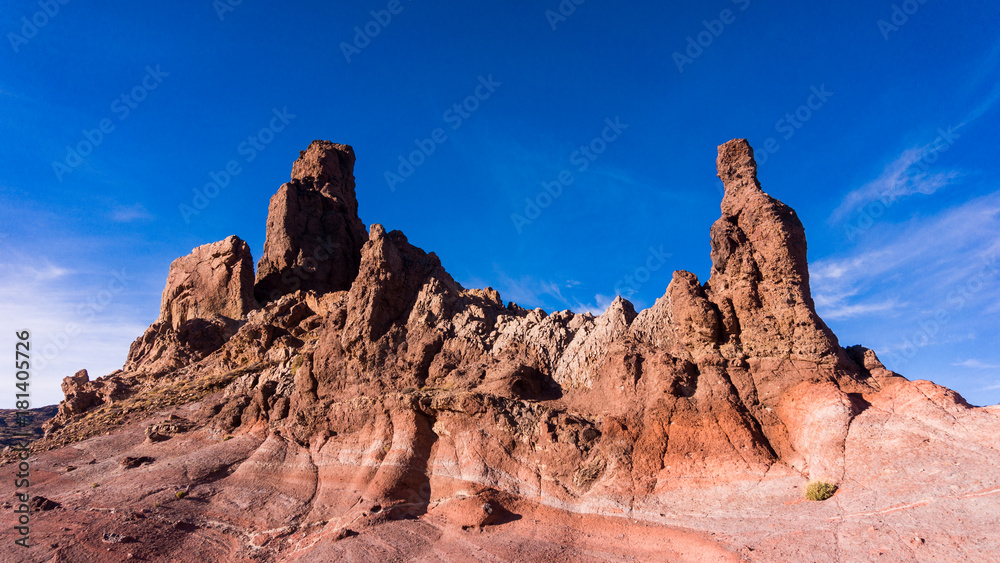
21,138 -> 1000,562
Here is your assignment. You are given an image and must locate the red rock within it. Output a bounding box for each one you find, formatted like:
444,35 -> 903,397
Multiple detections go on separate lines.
14,139 -> 1000,562
707,138 -> 842,363
126,235 -> 255,376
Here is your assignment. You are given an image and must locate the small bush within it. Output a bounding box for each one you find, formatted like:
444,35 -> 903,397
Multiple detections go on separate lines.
805,481 -> 837,501
290,354 -> 306,375
175,491 -> 187,499
223,435 -> 232,441
91,482 -> 99,488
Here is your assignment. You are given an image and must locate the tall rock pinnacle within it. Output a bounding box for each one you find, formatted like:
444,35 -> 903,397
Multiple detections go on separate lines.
706,139 -> 840,361
254,140 -> 369,303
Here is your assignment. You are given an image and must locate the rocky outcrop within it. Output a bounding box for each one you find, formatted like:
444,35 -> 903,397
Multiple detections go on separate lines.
254,140 -> 368,304
20,139 -> 1000,562
55,369 -> 98,419
125,236 -> 255,375
158,235 -> 255,330
42,369 -> 133,433
706,139 -> 841,363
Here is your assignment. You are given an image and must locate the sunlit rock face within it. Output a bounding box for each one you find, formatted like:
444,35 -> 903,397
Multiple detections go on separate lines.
20,139 -> 1000,563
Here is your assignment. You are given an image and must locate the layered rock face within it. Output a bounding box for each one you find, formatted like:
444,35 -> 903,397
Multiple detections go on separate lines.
17,139 -> 1000,562
254,140 -> 368,304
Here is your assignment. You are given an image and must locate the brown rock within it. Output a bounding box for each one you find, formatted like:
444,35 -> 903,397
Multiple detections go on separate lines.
57,369 -> 98,417
254,141 -> 368,303
706,138 -> 841,363
120,456 -> 155,469
159,235 -> 256,330
341,223 -> 460,354
146,416 -> 194,442
22,139 -> 1000,563
125,235 -> 255,376
29,496 -> 60,511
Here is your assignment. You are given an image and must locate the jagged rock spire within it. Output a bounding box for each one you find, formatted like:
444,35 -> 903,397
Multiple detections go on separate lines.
706,139 -> 841,361
254,140 -> 369,303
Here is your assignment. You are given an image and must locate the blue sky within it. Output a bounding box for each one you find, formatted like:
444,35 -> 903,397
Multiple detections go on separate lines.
2,0 -> 999,407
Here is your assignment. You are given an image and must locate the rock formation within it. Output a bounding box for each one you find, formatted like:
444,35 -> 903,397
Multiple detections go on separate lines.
158,234 -> 255,330
707,139 -> 841,363
123,235 -> 255,377
7,139 -> 1000,562
254,140 -> 368,304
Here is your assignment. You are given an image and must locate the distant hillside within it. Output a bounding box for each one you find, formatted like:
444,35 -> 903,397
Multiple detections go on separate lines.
0,405 -> 57,448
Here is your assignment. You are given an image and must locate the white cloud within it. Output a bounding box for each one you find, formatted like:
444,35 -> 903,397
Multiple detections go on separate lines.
0,254 -> 149,408
815,191 -> 1000,297
812,190 -> 1000,360
816,298 -> 903,321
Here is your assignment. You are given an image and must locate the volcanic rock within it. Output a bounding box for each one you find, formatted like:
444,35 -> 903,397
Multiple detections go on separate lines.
125,235 -> 255,375
158,235 -> 256,330
29,495 -> 60,511
120,456 -> 155,469
254,140 -> 368,304
706,139 -> 841,363
11,138 -> 1000,562
57,369 -> 98,418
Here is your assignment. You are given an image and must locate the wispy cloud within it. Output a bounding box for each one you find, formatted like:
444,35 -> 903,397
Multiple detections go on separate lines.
829,141 -> 960,224
21,259 -> 74,281
490,271 -> 576,312
954,359 -> 1000,369
465,270 -> 619,316
828,64 -> 1000,228
813,296 -> 903,320
813,190 -> 1000,338
110,203 -> 153,222
816,191 -> 1000,291
0,253 -> 149,408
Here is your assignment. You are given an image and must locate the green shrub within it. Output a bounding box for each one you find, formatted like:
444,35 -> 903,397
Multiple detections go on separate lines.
290,354 -> 306,375
805,481 -> 837,501
175,490 -> 187,499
